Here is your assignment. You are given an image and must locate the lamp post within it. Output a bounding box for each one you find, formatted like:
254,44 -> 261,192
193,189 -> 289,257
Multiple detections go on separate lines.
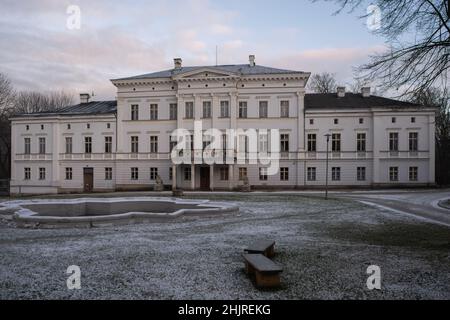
324,133 -> 331,200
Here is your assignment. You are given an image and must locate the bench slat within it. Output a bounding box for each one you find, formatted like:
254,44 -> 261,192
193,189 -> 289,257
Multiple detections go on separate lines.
245,240 -> 275,252
243,254 -> 282,272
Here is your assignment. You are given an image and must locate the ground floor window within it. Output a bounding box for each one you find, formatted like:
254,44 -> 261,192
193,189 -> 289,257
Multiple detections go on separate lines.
239,167 -> 247,180
150,167 -> 158,180
65,167 -> 73,180
131,167 -> 139,180
39,167 -> 46,180
389,167 -> 398,181
220,167 -> 229,181
184,167 -> 191,181
259,168 -> 268,181
409,166 -> 418,181
280,167 -> 289,181
24,167 -> 31,180
105,167 -> 112,180
169,167 -> 173,180
331,167 -> 340,181
357,167 -> 366,181
307,167 -> 316,181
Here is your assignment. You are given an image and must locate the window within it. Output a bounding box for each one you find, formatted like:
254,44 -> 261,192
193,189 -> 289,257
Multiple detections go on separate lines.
357,167 -> 366,181
24,168 -> 31,180
238,101 -> 247,118
359,118 -> 364,124
391,117 -> 396,123
331,167 -> 341,181
131,105 -> 139,120
104,136 -> 112,153
131,167 -> 139,180
220,101 -> 229,118
307,134 -> 316,152
259,133 -> 268,153
307,167 -> 316,181
105,167 -> 112,180
239,167 -> 247,180
84,137 -> 92,154
150,104 -> 158,120
409,167 -> 418,181
131,136 -> 139,153
26,125 -> 29,131
39,137 -> 46,154
280,167 -> 289,181
389,132 -> 399,151
107,123 -> 110,129
238,135 -> 248,154
357,133 -> 366,152
334,118 -> 339,125
259,168 -> 268,181
332,134 -> 341,152
411,117 -> 416,123
39,167 -> 46,180
150,167 -> 158,180
87,123 -> 90,129
150,136 -> 158,153
185,102 -> 194,119
65,167 -> 73,180
389,167 -> 398,181
169,103 -> 177,120
203,101 -> 211,118
63,137 -> 72,154
67,124 -> 71,129
280,101 -> 289,118
220,167 -> 229,180
41,124 -> 44,130
24,138 -> 31,154
169,136 -> 177,152
409,132 -> 418,151
169,167 -> 173,180
280,134 -> 289,152
309,119 -> 314,125
184,167 -> 191,181
259,101 -> 268,118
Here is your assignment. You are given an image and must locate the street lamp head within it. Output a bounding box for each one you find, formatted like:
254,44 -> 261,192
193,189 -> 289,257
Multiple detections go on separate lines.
324,133 -> 331,142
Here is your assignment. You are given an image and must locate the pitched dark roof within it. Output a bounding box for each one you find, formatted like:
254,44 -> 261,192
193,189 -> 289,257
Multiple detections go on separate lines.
304,93 -> 420,109
113,64 -> 305,81
13,101 -> 117,118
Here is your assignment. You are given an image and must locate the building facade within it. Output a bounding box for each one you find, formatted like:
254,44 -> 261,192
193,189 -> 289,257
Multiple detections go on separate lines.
10,56 -> 436,194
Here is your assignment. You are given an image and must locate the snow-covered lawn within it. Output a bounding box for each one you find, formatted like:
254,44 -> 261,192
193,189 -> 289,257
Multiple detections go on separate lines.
0,193 -> 449,299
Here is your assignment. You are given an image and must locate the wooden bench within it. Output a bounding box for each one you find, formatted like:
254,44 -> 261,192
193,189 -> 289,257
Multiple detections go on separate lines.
243,253 -> 283,288
244,240 -> 275,258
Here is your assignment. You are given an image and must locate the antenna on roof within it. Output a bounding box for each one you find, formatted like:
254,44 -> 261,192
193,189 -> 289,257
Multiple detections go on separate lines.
215,45 -> 218,66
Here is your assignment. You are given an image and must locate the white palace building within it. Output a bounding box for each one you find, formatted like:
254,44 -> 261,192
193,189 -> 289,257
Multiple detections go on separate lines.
9,55 -> 436,194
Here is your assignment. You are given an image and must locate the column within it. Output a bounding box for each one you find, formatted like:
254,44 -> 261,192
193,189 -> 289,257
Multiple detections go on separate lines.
190,164 -> 195,190
52,121 -> 60,187
228,164 -> 234,190
230,92 -> 237,130
176,94 -> 184,129
211,93 -> 218,129
210,165 -> 214,191
172,164 -> 177,190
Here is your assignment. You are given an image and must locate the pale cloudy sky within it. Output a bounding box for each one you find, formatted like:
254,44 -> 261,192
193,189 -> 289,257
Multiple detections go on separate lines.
0,0 -> 386,100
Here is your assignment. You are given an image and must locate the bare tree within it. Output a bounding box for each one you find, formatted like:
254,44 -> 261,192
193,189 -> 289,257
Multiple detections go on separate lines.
308,72 -> 338,93
0,74 -> 16,179
323,0 -> 450,97
14,90 -> 74,114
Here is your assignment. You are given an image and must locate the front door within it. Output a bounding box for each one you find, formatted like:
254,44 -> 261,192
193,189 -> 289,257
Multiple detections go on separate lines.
83,168 -> 94,192
200,167 -> 210,190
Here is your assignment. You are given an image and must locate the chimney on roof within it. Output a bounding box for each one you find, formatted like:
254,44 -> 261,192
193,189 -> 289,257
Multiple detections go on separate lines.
361,86 -> 371,97
174,58 -> 182,69
80,93 -> 90,104
337,86 -> 345,98
249,54 -> 255,67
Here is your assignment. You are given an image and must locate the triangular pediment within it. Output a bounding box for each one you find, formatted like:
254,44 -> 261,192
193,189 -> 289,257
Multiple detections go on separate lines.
173,67 -> 239,80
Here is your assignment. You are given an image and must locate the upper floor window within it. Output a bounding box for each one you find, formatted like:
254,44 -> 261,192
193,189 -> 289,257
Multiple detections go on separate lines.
280,134 -> 289,152
357,133 -> 366,152
24,138 -> 31,154
131,136 -> 139,153
259,101 -> 268,118
104,136 -> 112,153
65,137 -> 72,154
331,133 -> 341,152
87,123 -> 90,129
389,132 -> 398,151
131,104 -> 139,120
169,103 -> 178,120
307,134 -> 316,152
26,125 -> 29,131
41,125 -> 44,130
150,136 -> 158,153
39,137 -> 46,154
67,124 -> 71,130
84,136 -> 92,154
203,101 -> 211,118
309,119 -> 314,125
334,118 -> 339,125
359,118 -> 364,124
150,104 -> 158,120
220,101 -> 230,118
238,101 -> 247,118
185,102 -> 194,119
409,132 -> 418,151
411,117 -> 416,123
391,117 -> 396,123
280,101 -> 289,118
259,133 -> 268,153
107,123 -> 111,129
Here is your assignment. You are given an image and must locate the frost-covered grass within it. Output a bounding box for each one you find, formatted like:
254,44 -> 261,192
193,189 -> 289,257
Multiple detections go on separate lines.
0,193 -> 449,299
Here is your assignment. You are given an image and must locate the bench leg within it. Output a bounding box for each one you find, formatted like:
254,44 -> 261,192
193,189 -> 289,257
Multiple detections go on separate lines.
245,261 -> 255,275
255,271 -> 280,288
